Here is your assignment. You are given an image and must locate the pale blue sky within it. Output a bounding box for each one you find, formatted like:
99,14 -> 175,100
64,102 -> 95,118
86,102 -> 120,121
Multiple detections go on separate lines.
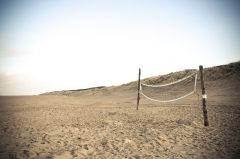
0,0 -> 239,95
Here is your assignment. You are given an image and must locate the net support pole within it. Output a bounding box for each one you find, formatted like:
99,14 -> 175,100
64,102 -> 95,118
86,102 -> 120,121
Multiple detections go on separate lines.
199,65 -> 209,126
136,68 -> 141,110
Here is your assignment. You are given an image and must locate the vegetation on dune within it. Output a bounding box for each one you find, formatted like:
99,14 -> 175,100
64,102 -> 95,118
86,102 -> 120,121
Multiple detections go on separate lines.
41,61 -> 240,96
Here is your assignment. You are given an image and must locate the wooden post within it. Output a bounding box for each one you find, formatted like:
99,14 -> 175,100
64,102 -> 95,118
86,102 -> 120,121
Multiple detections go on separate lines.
137,68 -> 141,110
199,65 -> 209,126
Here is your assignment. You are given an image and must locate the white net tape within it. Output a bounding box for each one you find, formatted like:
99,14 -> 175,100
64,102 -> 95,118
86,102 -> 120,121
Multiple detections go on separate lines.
140,73 -> 198,103
141,90 -> 195,103
141,72 -> 197,87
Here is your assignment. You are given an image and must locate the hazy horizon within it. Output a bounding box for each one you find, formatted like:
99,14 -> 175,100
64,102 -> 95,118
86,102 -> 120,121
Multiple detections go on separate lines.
0,0 -> 240,95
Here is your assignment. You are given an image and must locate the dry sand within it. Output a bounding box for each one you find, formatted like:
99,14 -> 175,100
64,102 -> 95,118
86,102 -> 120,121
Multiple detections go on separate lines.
0,94 -> 239,159
0,63 -> 240,159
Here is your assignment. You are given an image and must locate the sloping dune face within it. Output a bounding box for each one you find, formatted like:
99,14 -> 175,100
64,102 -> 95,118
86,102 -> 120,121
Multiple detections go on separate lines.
0,62 -> 240,159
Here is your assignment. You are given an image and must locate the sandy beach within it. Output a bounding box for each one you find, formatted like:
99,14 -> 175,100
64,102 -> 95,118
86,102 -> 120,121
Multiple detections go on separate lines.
0,64 -> 240,159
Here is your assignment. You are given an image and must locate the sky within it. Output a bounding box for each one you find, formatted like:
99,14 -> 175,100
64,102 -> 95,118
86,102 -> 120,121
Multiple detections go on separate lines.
0,0 -> 240,95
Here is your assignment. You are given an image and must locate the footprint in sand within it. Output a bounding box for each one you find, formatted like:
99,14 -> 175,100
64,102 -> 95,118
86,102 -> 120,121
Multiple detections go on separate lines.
36,152 -> 53,159
54,151 -> 73,159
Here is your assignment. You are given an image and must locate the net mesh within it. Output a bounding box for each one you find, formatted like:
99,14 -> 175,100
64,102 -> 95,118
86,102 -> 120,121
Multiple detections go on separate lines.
140,71 -> 198,103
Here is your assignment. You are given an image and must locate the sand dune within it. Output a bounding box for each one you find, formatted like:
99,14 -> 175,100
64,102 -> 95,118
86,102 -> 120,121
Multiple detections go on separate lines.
0,62 -> 240,158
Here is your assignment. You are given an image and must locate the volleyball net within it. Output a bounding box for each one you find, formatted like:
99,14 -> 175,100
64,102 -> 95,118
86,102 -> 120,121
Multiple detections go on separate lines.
136,66 -> 209,126
140,72 -> 198,103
